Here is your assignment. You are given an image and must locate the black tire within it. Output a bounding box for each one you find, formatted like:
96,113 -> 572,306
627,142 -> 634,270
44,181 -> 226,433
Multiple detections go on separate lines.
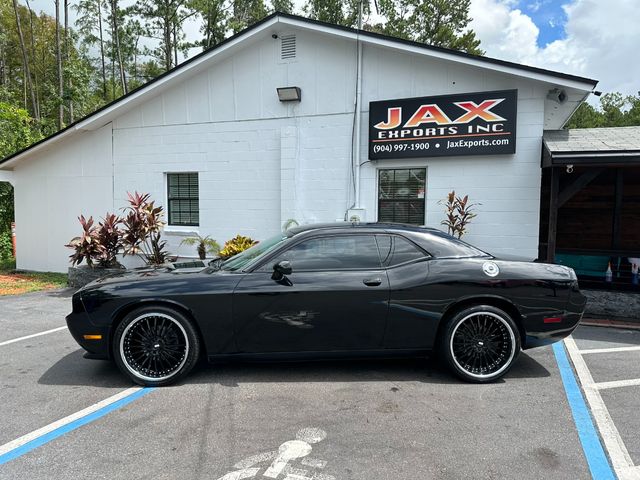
441,305 -> 521,383
113,305 -> 201,387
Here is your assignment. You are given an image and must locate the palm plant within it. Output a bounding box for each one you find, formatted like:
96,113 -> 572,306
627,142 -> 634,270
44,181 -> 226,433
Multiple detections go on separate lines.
180,235 -> 220,260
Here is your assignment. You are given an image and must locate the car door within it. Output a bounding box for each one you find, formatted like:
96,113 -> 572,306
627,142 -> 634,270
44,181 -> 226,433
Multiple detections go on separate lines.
232,233 -> 390,353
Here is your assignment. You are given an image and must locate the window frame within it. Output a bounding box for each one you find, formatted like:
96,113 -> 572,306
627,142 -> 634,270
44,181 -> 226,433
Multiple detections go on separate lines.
166,172 -> 200,227
375,234 -> 431,269
252,233 -> 385,273
376,167 -> 427,226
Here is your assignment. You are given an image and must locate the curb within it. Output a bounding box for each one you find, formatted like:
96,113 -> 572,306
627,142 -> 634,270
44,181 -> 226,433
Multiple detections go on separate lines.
581,318 -> 640,330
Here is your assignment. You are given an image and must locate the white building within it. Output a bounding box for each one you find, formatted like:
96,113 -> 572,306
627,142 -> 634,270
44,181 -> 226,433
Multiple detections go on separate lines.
0,13 -> 597,273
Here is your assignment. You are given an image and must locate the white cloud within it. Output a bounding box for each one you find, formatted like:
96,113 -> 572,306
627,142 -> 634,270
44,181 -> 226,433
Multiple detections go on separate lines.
470,0 -> 640,97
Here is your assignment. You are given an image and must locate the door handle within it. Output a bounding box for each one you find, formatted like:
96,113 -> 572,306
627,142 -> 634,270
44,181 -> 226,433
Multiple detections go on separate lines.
363,277 -> 382,287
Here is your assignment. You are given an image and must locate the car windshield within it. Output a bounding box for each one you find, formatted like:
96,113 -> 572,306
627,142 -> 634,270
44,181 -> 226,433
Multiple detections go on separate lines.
218,233 -> 290,272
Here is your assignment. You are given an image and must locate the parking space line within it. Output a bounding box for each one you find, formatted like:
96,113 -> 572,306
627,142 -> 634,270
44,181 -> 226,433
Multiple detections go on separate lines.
563,337 -> 639,479
0,326 -> 68,347
593,378 -> 640,391
552,342 -> 616,480
580,345 -> 640,355
0,386 -> 154,465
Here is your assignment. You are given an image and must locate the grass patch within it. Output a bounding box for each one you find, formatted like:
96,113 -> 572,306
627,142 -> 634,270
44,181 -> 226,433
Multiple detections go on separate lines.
0,257 -> 68,295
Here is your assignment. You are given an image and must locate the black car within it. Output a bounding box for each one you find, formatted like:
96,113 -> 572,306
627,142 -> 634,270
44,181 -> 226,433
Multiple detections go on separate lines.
66,223 -> 586,386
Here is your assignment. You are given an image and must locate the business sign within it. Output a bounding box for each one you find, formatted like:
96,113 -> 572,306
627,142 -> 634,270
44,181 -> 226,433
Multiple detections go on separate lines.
369,89 -> 517,160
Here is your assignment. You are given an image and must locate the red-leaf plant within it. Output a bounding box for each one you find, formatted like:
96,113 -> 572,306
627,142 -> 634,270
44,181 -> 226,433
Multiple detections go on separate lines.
121,192 -> 170,266
95,213 -> 123,267
439,190 -> 480,239
65,215 -> 102,267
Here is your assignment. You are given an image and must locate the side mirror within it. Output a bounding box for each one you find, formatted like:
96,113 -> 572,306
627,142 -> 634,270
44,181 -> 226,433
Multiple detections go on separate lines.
272,260 -> 292,280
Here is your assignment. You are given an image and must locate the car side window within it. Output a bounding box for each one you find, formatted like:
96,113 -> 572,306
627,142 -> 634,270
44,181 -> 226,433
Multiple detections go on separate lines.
263,235 -> 382,271
376,235 -> 427,267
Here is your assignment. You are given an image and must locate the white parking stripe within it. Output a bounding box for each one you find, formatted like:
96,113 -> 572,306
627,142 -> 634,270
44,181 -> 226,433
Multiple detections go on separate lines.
0,387 -> 144,458
581,346 -> 640,355
0,326 -> 68,347
592,378 -> 640,391
564,337 -> 638,478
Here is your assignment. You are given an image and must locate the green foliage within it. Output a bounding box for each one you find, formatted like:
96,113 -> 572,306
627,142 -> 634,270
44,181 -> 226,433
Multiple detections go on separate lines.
303,0 -> 364,26
303,0 -> 482,54
180,234 -> 220,259
0,230 -> 13,260
0,102 -> 42,159
271,0 -> 294,13
190,0 -> 229,50
439,190 -> 479,239
566,92 -> 640,129
229,0 -> 268,33
219,234 -> 256,259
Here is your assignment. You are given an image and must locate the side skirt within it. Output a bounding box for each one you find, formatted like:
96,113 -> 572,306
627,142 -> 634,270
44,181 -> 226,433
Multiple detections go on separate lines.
207,348 -> 432,364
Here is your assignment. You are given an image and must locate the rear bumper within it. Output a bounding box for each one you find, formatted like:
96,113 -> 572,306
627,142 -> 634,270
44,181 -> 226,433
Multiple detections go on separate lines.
523,312 -> 583,349
66,310 -> 111,360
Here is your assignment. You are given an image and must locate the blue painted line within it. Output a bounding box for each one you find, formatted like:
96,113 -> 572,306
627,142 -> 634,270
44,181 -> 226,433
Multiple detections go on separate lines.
553,342 -> 616,480
0,387 -> 155,466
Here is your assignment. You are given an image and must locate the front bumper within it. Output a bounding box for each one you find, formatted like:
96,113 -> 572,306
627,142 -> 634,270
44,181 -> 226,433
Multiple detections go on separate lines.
66,298 -> 111,360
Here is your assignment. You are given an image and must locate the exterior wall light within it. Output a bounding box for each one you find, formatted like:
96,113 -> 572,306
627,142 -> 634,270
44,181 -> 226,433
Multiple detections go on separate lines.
277,87 -> 302,102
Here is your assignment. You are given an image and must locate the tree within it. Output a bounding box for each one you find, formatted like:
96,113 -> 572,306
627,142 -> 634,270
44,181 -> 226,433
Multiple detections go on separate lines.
566,92 -> 640,129
375,0 -> 482,54
190,0 -> 228,50
12,0 -> 38,119
134,0 -> 195,71
55,0 -> 64,128
271,0 -> 293,13
303,0 -> 362,27
229,0 -> 267,33
0,103 -> 42,233
75,0 -> 108,100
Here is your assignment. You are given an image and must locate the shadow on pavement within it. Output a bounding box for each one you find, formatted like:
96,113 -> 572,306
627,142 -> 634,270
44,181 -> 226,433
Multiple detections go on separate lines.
39,349 -> 550,388
38,349 -> 131,388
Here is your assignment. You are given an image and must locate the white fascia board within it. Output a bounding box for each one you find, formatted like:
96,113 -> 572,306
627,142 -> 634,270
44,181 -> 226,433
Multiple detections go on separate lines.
278,17 -> 596,92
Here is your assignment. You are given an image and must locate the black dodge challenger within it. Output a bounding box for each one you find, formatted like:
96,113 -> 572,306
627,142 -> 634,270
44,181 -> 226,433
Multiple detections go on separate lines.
67,223 -> 586,386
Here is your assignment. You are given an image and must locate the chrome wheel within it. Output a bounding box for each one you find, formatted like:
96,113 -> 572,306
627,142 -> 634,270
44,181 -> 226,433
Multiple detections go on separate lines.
449,311 -> 516,380
119,312 -> 190,382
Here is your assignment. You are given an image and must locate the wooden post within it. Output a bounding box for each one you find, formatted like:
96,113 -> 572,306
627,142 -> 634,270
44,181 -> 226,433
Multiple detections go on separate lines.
546,167 -> 559,263
612,168 -> 623,250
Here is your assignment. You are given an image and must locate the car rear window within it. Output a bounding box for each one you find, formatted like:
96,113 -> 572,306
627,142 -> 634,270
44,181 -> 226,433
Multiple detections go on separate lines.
376,235 -> 427,267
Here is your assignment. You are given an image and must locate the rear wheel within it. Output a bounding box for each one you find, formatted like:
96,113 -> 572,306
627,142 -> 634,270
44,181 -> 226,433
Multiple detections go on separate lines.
113,306 -> 200,386
441,305 -> 520,383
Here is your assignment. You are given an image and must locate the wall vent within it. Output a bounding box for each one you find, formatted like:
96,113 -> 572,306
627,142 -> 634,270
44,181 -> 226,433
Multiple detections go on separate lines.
280,35 -> 296,60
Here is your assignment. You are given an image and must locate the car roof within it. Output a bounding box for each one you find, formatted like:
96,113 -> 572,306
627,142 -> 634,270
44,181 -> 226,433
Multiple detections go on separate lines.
286,222 -> 443,236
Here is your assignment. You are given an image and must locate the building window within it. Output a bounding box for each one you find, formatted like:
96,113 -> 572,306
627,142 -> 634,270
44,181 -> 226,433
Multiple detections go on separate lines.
167,172 -> 199,226
378,169 -> 426,225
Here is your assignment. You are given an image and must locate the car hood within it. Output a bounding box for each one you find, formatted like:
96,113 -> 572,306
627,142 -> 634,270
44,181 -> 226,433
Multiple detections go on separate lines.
80,266 -> 207,291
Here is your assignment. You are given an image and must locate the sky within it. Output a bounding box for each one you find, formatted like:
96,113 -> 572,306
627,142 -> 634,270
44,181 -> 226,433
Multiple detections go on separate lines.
26,0 -> 638,100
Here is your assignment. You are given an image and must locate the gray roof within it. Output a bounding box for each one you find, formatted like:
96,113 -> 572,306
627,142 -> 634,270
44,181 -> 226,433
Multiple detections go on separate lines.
544,126 -> 640,154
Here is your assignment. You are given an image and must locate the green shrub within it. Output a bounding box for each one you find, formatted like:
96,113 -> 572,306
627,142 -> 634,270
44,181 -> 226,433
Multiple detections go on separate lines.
218,235 -> 256,259
0,230 -> 13,260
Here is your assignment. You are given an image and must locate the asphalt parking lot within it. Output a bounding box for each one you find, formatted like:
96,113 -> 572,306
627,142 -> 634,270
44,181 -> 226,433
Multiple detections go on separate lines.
0,290 -> 638,480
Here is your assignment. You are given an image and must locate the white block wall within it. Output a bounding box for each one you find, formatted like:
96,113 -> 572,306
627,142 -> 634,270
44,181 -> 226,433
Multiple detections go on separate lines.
10,24 -> 571,271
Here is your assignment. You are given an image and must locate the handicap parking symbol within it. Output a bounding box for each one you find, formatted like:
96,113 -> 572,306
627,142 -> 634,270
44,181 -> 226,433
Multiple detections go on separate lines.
216,427 -> 336,480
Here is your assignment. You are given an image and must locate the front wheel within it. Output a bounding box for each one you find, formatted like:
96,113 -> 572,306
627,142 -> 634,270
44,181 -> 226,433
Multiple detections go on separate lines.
113,306 -> 201,386
441,305 -> 521,383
